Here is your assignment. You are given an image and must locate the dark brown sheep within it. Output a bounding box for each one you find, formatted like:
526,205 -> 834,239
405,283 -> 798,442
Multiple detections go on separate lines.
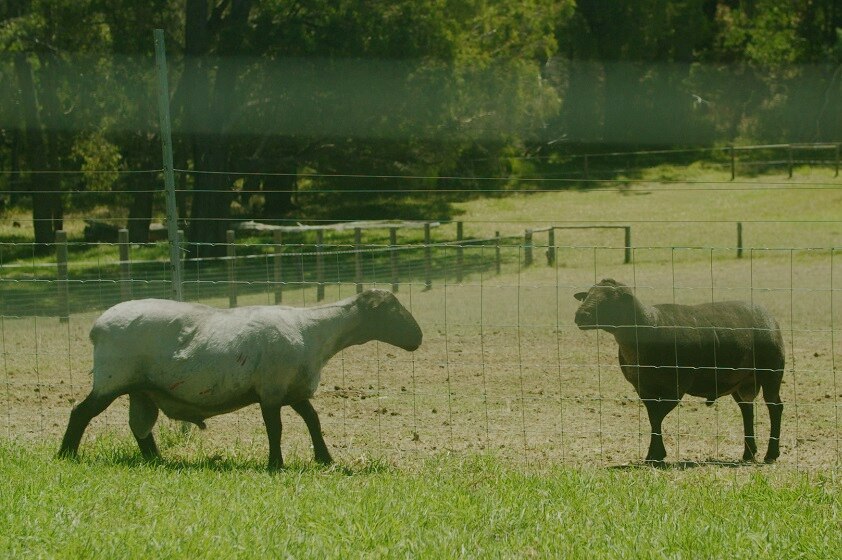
574,279 -> 784,464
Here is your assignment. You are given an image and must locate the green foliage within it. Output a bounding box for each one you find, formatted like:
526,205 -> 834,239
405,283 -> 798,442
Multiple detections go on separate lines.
1,0 -> 841,239
70,132 -> 122,191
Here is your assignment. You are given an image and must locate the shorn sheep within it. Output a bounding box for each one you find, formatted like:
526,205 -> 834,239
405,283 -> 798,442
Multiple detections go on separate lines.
574,279 -> 784,464
59,289 -> 422,469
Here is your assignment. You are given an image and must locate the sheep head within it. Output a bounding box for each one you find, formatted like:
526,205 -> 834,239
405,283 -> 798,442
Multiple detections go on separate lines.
356,289 -> 423,351
573,279 -> 637,333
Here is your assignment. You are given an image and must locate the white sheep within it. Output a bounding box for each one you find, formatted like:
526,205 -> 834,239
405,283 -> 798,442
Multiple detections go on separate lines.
58,289 -> 423,469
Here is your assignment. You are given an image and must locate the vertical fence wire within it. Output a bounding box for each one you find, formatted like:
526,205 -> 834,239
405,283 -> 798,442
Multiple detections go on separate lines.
592,247 -> 605,463
335,252 -> 348,452
832,248 -> 839,467
788,249 -> 801,471
554,240 -> 564,463
631,247 -> 643,461
1,313 -> 8,438
516,244 -> 528,460
443,245 -> 454,450
408,278 -> 419,452
33,315 -> 43,434
709,248 -> 720,459
671,248 -> 681,460
479,243 -> 491,448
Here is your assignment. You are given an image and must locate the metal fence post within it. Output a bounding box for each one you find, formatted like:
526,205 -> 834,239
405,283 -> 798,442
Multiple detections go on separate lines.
118,228 -> 131,301
737,222 -> 743,259
56,230 -> 69,322
154,29 -> 182,301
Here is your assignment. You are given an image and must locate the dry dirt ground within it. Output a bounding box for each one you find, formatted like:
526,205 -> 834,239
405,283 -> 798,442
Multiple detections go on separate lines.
2,245 -> 840,470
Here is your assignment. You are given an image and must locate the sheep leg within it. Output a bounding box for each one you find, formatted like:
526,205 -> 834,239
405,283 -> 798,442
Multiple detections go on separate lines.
642,398 -> 679,464
58,391 -> 119,458
260,403 -> 284,470
129,392 -> 161,460
762,382 -> 783,464
733,394 -> 758,461
291,399 -> 333,465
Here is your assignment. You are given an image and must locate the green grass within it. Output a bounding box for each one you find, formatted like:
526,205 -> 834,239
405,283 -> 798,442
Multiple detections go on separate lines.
0,438 -> 838,559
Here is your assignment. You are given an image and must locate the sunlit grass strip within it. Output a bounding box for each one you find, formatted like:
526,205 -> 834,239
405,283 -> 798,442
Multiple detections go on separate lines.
0,438 -> 838,559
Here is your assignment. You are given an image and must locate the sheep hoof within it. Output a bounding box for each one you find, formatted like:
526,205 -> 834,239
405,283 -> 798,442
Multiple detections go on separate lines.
763,455 -> 778,464
644,458 -> 666,468
56,448 -> 79,460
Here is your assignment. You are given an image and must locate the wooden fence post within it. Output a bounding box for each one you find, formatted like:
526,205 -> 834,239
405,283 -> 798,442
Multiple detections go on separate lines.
546,228 -> 555,266
316,229 -> 325,301
273,230 -> 283,304
524,228 -> 533,267
389,227 -> 398,292
624,226 -> 632,264
118,228 -> 131,301
56,230 -> 69,322
729,145 -> 735,181
424,222 -> 432,290
227,229 -> 236,307
736,222 -> 743,259
456,221 -> 464,283
354,227 -> 363,294
495,231 -> 501,275
787,145 -> 793,178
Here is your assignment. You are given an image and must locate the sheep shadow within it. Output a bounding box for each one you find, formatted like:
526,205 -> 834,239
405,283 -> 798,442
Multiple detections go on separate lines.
82,451 -> 394,477
608,458 -> 764,471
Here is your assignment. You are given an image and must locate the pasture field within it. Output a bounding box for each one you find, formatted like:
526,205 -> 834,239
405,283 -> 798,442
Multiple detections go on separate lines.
0,166 -> 840,555
0,438 -> 839,559
2,166 -> 840,468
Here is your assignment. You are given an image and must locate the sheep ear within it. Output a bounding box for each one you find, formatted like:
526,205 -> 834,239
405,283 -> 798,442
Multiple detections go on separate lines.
574,292 -> 588,301
359,290 -> 388,310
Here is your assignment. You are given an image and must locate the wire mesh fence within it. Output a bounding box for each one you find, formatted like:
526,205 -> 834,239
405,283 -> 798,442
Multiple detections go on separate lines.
0,196 -> 839,469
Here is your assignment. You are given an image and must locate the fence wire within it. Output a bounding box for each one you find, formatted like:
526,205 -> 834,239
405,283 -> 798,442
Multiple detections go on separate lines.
0,150 -> 840,470
0,239 -> 839,471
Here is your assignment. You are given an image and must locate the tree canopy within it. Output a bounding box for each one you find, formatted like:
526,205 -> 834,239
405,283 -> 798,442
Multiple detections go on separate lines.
1,0 -> 840,250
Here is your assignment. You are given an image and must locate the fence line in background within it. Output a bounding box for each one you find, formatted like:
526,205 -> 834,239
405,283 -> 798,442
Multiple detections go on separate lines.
41,220 -> 786,306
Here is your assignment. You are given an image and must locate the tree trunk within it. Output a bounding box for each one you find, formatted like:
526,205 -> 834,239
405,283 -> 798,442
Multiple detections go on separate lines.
182,0 -> 254,258
13,53 -> 62,249
128,195 -> 153,243
263,158 -> 297,218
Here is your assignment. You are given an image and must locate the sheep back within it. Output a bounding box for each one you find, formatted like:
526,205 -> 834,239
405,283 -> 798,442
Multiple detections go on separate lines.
619,300 -> 784,400
88,299 -> 307,411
